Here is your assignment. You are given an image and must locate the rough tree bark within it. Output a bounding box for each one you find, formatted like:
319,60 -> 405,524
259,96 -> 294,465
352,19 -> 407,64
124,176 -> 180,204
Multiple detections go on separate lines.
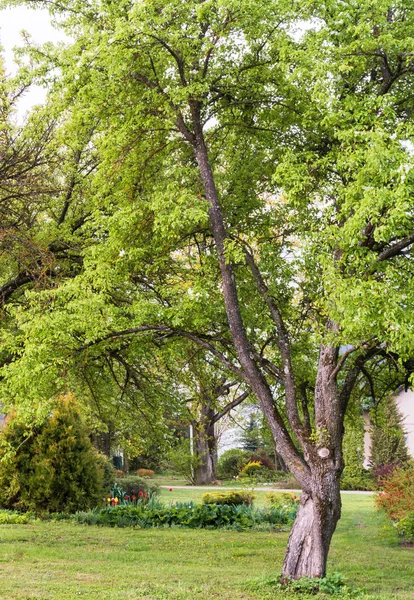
186,107 -> 349,578
193,405 -> 217,485
192,387 -> 250,485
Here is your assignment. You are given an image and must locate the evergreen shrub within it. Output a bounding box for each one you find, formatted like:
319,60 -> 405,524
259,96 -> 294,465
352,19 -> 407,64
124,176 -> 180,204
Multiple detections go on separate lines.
0,394 -> 108,514
340,470 -> 377,491
370,400 -> 410,471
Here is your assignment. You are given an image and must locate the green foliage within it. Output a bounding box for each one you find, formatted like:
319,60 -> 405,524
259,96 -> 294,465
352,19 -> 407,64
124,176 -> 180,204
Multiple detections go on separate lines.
216,448 -> 250,479
239,460 -> 275,482
375,463 -> 414,521
0,394 -> 107,514
370,400 -> 410,470
239,416 -> 262,452
265,492 -> 300,510
202,490 -> 255,507
0,510 -> 31,525
74,501 -> 297,531
249,572 -> 360,597
168,439 -> 203,484
395,513 -> 414,543
113,477 -> 160,500
342,426 -> 365,478
340,472 -> 377,492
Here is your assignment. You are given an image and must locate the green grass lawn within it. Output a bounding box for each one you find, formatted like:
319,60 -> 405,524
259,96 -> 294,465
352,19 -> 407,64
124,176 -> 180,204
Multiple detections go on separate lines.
0,494 -> 412,600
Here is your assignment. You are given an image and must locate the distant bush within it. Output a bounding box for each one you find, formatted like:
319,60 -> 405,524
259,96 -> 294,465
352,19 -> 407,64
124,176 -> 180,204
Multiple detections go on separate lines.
0,394 -> 107,514
217,449 -> 250,479
265,492 -> 299,509
375,464 -> 414,521
340,470 -> 377,491
248,452 -> 276,471
136,469 -> 155,478
373,463 -> 399,485
114,476 -> 159,500
273,475 -> 302,489
202,490 -> 254,506
239,460 -> 276,482
114,469 -> 126,479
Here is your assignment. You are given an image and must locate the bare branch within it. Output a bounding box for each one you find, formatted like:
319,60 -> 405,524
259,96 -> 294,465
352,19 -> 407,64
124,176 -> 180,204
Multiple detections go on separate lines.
212,390 -> 250,424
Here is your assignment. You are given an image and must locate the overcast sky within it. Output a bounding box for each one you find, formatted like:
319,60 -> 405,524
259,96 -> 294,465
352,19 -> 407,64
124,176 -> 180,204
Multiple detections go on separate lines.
0,6 -> 68,116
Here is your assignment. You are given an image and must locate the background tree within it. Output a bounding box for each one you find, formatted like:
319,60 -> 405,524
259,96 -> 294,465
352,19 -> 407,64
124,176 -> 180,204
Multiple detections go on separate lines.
370,397 -> 411,474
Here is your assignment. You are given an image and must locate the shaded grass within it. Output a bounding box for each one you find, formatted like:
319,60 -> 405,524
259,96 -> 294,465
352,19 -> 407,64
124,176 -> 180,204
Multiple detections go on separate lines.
0,495 -> 412,599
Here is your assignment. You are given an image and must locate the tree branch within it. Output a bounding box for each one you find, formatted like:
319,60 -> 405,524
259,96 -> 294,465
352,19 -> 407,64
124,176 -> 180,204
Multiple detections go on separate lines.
212,390 -> 250,424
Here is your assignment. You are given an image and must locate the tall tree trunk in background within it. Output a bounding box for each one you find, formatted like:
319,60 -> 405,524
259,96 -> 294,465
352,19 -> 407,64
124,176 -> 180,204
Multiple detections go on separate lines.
194,405 -> 217,485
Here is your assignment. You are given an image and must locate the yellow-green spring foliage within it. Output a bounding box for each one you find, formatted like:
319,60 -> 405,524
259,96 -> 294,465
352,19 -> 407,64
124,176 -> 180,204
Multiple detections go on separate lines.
0,510 -> 31,524
265,492 -> 300,510
202,490 -> 255,506
0,394 -> 110,514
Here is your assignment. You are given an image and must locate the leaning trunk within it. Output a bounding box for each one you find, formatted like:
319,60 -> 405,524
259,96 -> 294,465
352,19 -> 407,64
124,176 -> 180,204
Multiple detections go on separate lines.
282,464 -> 342,580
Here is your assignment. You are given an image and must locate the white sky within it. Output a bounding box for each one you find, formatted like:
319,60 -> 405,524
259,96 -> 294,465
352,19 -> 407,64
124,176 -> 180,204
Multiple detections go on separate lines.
0,6 -> 68,117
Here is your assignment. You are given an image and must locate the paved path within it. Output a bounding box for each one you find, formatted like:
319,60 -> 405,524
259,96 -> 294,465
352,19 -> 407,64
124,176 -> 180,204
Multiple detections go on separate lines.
160,485 -> 374,494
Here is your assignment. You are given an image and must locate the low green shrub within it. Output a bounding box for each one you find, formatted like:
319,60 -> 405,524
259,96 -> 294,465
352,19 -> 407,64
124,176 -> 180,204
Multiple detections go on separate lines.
0,510 -> 31,524
248,571 -> 360,597
265,492 -> 299,509
136,469 -> 155,478
395,513 -> 414,543
74,500 -> 298,530
202,490 -> 254,506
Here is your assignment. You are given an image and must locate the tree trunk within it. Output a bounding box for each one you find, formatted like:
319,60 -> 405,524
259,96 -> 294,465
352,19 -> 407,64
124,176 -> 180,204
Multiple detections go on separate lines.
194,406 -> 217,485
282,464 -> 342,580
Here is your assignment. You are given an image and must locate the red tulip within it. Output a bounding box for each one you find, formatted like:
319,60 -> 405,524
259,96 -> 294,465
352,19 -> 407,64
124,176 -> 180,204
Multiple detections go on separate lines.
131,495 -> 136,500
139,491 -> 143,496
169,488 -> 173,491
143,494 -> 147,498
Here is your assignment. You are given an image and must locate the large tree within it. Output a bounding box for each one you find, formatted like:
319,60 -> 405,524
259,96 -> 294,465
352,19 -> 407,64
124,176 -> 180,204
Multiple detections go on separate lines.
2,0 -> 414,580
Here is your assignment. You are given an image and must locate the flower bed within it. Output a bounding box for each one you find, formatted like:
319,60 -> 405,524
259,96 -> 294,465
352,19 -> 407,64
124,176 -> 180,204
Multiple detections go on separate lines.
74,500 -> 298,530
